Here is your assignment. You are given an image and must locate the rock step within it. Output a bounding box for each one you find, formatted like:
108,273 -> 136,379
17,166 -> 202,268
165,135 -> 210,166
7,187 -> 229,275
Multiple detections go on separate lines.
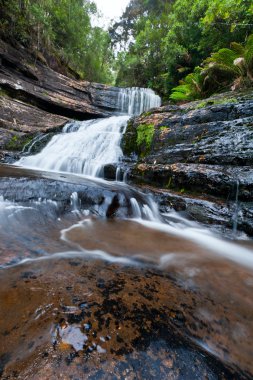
129,163 -> 253,201
122,92 -> 253,166
147,186 -> 253,237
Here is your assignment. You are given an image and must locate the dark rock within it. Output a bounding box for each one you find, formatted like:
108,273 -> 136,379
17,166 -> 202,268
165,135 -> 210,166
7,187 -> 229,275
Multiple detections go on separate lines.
0,39 -> 123,153
0,39 -> 121,119
121,92 -> 253,236
130,163 -> 253,201
122,93 -> 253,166
103,164 -> 117,181
0,164 -> 155,220
147,187 -> 253,236
0,95 -> 68,151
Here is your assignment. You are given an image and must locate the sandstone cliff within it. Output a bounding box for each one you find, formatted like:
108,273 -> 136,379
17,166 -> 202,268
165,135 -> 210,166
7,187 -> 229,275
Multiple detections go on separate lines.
0,39 -> 121,159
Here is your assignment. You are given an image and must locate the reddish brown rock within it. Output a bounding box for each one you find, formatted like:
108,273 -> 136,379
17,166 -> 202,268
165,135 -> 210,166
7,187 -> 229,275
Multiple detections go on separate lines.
0,255 -> 252,379
0,39 -> 121,154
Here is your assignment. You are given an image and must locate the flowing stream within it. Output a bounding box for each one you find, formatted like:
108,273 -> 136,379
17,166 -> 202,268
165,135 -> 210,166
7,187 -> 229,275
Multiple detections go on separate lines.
0,87 -> 253,379
17,116 -> 130,176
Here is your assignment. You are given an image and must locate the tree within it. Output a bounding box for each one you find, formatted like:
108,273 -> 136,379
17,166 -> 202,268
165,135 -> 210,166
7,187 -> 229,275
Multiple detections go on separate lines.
0,0 -> 114,84
170,33 -> 253,102
113,0 -> 253,98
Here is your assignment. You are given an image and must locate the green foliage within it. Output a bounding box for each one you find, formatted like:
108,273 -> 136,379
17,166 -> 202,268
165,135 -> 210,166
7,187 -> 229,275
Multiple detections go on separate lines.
1,0 -> 253,93
170,33 -> 253,102
112,0 -> 253,98
245,34 -> 253,75
202,34 -> 253,92
170,68 -> 204,102
0,0 -> 114,84
136,124 -> 155,155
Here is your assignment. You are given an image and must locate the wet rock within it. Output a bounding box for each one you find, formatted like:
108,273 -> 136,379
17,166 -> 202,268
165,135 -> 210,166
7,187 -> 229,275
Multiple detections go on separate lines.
122,92 -> 253,166
0,96 -> 68,152
121,91 -> 253,235
0,353 -> 11,377
147,186 -> 253,236
103,164 -> 117,181
0,165 -> 125,219
130,163 -> 253,201
0,164 -> 155,220
0,39 -> 122,153
0,256 -> 252,379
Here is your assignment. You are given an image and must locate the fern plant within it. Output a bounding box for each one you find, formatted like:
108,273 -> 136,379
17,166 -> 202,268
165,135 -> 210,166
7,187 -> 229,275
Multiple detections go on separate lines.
170,33 -> 253,102
202,33 -> 253,92
244,34 -> 253,81
170,67 -> 204,102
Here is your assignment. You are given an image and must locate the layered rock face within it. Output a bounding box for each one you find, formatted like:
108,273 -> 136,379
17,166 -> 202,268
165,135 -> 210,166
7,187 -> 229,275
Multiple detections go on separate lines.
0,39 -> 121,158
121,92 -> 253,235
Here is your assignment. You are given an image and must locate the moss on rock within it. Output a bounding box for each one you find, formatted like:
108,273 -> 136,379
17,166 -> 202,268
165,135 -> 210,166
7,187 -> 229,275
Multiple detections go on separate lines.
121,118 -> 138,156
136,124 -> 154,157
5,134 -> 33,151
121,121 -> 155,158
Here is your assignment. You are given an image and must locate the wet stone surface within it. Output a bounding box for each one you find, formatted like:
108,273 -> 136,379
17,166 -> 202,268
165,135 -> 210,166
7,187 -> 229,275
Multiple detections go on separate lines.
121,91 -> 253,238
0,165 -> 253,379
0,255 -> 252,379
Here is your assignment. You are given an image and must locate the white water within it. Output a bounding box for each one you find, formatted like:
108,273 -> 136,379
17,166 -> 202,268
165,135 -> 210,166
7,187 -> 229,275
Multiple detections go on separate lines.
118,87 -> 161,115
16,87 -> 161,176
12,86 -> 253,270
17,116 -> 129,176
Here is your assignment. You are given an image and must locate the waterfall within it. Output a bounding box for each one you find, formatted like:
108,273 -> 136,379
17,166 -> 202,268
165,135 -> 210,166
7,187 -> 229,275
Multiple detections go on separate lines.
16,87 -> 161,177
17,116 -> 129,176
118,87 -> 161,115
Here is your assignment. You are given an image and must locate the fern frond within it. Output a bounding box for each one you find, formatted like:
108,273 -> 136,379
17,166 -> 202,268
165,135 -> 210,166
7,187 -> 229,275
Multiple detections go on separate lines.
205,63 -> 240,78
170,69 -> 203,102
245,33 -> 253,67
169,91 -> 191,101
206,48 -> 239,67
230,42 -> 245,56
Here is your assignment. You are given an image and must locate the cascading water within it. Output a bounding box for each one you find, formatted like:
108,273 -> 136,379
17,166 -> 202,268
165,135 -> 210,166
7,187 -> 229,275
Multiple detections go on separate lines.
16,116 -> 129,176
118,87 -> 161,115
13,84 -> 253,268
16,88 -> 161,176
2,84 -> 253,379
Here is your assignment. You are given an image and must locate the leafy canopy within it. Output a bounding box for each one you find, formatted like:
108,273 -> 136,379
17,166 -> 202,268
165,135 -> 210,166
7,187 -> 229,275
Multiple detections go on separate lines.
0,0 -> 114,83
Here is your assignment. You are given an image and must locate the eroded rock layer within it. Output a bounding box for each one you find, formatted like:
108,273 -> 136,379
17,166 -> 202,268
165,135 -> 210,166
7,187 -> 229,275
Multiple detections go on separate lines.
0,39 -> 121,155
121,91 -> 253,235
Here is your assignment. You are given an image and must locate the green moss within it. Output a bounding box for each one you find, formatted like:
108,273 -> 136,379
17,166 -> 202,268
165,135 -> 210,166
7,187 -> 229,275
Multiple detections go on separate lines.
121,119 -> 138,156
5,135 -> 33,151
194,97 -> 237,109
5,135 -> 18,149
142,111 -> 152,117
136,124 -> 154,156
0,86 -> 9,97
